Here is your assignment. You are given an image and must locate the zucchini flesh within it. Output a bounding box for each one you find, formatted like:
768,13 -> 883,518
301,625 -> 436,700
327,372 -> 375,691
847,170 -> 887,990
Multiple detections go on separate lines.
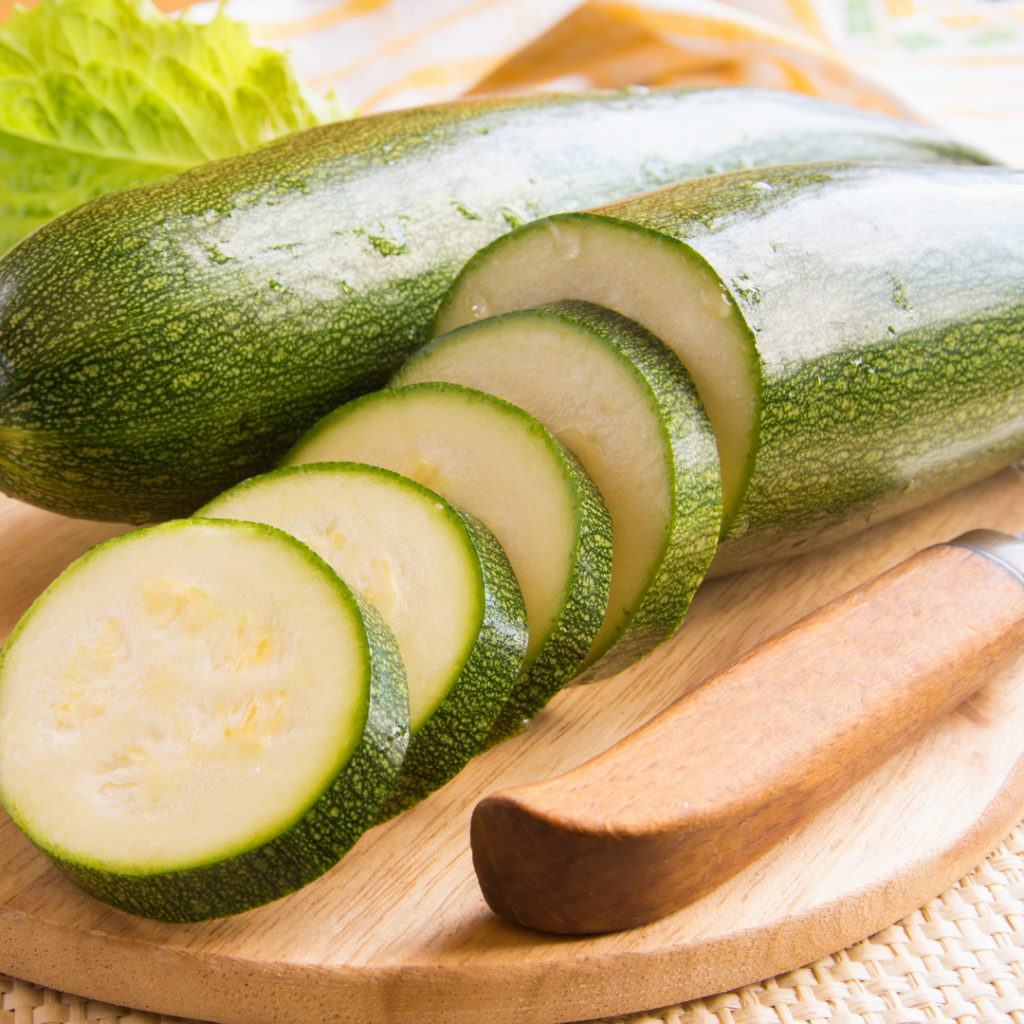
435,163 -> 1024,572
281,383 -> 613,740
197,462 -> 527,816
0,518 -> 409,921
393,301 -> 721,679
0,88 -> 999,524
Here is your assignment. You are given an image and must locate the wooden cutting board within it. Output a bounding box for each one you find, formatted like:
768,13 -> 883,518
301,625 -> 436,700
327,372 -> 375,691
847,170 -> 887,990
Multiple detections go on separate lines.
3,469 -> 1024,1024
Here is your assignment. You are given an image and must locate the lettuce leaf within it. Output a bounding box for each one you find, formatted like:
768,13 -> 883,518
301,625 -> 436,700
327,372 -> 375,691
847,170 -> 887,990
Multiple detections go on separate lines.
0,0 -> 346,255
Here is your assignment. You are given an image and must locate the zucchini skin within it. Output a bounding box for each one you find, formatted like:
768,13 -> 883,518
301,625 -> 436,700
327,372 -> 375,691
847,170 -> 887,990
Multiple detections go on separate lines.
550,303 -> 722,681
376,506 -> 527,819
482,436 -> 613,746
0,88 -> 998,523
589,163 -> 1024,572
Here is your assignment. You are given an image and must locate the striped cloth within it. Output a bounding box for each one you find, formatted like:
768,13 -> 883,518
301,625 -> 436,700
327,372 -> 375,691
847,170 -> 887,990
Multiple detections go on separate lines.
172,0 -> 1024,167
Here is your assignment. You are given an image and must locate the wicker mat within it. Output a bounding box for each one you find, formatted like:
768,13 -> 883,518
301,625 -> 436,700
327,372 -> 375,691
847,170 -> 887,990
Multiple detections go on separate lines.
6,823 -> 1024,1024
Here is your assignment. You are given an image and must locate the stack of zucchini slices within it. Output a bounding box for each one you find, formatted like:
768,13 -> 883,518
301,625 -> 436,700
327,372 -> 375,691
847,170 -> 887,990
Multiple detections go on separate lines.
4,160 -> 1024,924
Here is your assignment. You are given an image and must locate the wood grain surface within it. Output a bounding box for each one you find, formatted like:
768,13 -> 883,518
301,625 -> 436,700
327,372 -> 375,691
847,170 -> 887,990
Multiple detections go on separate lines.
2,469 -> 1024,1024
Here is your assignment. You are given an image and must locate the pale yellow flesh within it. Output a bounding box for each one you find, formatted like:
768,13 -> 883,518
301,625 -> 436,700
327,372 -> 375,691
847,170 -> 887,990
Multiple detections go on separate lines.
0,524 -> 364,872
283,390 -> 577,668
434,218 -> 755,518
202,470 -> 479,735
394,321 -> 671,664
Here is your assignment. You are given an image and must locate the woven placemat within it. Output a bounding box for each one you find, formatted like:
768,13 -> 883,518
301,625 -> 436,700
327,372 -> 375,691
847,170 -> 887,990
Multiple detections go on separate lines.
5,821 -> 1024,1024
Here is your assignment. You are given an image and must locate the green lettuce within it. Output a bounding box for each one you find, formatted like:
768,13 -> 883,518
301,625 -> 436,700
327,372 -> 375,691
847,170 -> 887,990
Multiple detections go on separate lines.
0,0 -> 345,254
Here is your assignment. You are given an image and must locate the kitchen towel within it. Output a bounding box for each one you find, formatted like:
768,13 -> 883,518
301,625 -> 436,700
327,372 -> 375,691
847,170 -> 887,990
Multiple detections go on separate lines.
176,0 -> 1024,166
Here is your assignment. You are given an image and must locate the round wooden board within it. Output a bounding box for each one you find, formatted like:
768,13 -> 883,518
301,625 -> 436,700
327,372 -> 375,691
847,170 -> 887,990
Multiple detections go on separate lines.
3,470 -> 1024,1024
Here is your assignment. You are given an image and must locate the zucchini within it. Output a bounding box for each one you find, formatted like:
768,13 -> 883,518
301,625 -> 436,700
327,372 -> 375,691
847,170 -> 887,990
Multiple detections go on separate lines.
281,383 -> 613,741
392,301 -> 721,680
434,163 -> 1024,573
0,518 -> 409,922
0,88 -> 998,524
196,462 -> 527,817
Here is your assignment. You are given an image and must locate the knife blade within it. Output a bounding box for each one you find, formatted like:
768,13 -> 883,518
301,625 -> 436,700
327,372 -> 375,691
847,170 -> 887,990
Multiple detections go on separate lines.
470,530 -> 1024,935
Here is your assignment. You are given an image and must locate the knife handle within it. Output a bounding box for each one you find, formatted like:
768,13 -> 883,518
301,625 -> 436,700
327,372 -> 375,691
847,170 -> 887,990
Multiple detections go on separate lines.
470,531 -> 1024,935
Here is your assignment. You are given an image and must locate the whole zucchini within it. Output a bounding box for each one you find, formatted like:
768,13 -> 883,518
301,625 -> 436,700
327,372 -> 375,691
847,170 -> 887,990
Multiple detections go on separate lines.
434,162 -> 1024,573
0,88 -> 996,523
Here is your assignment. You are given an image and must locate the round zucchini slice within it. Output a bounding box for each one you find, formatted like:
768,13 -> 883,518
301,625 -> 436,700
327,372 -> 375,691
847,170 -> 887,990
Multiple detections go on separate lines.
393,301 -> 721,681
281,382 -> 613,743
197,463 -> 527,817
0,518 -> 409,922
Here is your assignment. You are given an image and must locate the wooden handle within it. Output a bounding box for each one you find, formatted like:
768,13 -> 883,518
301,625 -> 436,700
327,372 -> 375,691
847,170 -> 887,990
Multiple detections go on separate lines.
471,538 -> 1024,935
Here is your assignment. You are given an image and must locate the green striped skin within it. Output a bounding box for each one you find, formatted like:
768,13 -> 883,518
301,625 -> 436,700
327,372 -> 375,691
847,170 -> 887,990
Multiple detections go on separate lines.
0,89 -> 998,524
393,301 -> 722,683
377,507 -> 527,819
196,460 -> 528,819
0,519 -> 409,922
280,383 -> 613,745
483,445 -> 612,746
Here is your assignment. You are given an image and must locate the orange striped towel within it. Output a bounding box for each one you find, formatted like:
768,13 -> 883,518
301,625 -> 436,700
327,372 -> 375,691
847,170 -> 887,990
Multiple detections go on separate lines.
167,0 -> 1024,166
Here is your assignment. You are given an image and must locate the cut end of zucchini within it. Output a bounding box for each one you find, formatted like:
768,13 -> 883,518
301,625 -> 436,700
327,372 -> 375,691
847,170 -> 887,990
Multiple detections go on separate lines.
433,213 -> 758,533
0,518 -> 408,920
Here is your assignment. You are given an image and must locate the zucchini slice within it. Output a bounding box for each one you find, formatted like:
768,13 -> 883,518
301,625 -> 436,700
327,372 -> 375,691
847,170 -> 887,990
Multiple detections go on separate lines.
0,518 -> 409,922
281,383 -> 613,741
0,89 -> 998,524
392,302 -> 721,681
197,463 -> 527,817
434,163 -> 1024,573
